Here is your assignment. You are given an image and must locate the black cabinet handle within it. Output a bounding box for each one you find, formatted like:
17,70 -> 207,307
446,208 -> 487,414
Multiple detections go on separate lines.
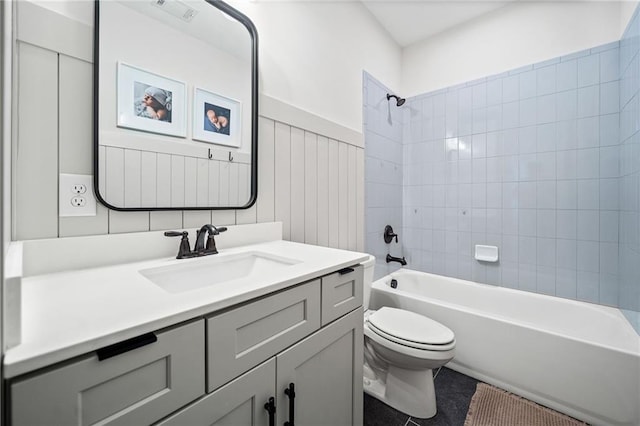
264,397 -> 275,426
284,383 -> 295,426
96,332 -> 157,361
338,267 -> 355,275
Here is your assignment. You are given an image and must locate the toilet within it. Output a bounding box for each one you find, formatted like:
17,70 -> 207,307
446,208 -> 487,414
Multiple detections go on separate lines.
361,256 -> 456,419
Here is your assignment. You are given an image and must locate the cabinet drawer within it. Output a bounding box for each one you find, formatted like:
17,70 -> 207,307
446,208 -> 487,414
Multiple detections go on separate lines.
10,320 -> 205,426
207,280 -> 321,392
321,265 -> 363,326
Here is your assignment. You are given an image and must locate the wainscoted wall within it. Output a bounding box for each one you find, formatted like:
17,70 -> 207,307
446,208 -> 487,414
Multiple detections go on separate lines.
401,41 -> 622,306
98,145 -> 252,209
619,6 -> 640,319
13,2 -> 364,253
363,72 -> 404,280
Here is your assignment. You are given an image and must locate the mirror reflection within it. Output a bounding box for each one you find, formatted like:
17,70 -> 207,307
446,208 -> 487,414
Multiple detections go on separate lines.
95,0 -> 257,210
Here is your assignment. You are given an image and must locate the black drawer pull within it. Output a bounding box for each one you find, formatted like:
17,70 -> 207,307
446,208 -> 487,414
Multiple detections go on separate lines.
96,332 -> 157,361
338,267 -> 355,275
264,396 -> 276,426
284,383 -> 295,426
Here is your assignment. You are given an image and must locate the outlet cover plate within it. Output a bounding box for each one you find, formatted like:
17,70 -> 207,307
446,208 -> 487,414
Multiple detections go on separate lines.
59,174 -> 97,217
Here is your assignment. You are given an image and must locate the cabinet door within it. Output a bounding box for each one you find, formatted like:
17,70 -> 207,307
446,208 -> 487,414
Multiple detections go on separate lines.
276,308 -> 363,426
11,320 -> 205,426
156,358 -> 276,426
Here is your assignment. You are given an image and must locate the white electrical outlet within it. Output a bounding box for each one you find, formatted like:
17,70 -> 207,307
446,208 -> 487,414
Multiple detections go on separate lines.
70,196 -> 87,207
60,174 -> 97,217
72,184 -> 87,194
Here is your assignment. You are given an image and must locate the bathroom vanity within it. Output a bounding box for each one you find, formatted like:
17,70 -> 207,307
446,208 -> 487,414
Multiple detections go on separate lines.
4,223 -> 367,425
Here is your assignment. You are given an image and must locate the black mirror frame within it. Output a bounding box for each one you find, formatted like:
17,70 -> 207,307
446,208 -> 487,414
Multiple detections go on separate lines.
93,0 -> 258,211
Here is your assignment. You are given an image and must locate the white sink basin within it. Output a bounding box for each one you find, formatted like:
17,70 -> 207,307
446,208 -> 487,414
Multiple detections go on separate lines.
140,251 -> 301,293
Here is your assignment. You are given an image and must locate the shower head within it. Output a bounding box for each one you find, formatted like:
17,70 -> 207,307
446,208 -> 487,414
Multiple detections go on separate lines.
386,93 -> 406,107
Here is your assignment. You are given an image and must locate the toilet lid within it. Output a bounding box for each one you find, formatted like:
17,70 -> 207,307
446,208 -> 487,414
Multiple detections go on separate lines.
367,307 -> 454,346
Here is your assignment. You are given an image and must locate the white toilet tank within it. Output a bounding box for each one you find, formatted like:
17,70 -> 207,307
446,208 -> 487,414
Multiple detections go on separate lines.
361,255 -> 376,310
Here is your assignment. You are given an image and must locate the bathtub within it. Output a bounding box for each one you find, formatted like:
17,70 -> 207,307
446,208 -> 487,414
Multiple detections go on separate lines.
369,269 -> 640,426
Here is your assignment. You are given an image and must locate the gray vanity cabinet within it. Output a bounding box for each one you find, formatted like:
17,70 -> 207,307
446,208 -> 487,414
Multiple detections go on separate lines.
8,267 -> 364,426
10,320 -> 205,426
276,308 -> 364,426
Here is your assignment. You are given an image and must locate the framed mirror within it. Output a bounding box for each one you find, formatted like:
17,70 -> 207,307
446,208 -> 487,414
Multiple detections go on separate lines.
94,0 -> 258,210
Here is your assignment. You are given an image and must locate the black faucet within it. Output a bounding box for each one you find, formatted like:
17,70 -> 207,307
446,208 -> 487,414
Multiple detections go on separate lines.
164,224 -> 227,259
194,224 -> 227,255
386,254 -> 407,266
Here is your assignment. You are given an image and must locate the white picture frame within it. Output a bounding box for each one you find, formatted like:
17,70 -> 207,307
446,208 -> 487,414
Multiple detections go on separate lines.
192,87 -> 242,148
116,62 -> 187,138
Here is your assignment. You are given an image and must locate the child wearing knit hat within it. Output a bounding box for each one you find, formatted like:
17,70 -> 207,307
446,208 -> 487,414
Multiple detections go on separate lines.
135,86 -> 172,122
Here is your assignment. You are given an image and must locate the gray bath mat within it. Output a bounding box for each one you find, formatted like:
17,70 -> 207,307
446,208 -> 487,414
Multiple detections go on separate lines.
464,383 -> 588,426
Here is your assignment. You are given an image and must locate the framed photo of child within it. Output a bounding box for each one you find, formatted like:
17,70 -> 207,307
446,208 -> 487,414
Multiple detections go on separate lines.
192,88 -> 242,148
116,62 -> 187,137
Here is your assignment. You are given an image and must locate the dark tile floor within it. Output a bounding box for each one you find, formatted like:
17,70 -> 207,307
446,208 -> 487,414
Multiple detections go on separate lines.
364,367 -> 480,426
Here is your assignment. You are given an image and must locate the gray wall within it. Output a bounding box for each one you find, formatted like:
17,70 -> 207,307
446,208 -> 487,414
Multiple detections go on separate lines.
12,2 -> 364,253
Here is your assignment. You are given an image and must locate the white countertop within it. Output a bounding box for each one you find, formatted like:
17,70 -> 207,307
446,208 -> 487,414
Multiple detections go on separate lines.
4,239 -> 368,378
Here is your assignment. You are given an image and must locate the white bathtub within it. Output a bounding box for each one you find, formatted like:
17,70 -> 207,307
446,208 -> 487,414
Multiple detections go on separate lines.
369,269 -> 640,426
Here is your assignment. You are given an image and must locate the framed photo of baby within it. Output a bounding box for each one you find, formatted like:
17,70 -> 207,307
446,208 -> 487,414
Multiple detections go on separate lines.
192,88 -> 241,148
116,62 -> 187,137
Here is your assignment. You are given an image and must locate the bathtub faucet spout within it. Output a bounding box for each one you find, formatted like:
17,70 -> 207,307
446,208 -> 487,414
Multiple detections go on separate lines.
386,254 -> 407,266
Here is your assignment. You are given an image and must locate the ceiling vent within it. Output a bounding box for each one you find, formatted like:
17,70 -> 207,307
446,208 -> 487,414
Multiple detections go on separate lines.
152,0 -> 198,23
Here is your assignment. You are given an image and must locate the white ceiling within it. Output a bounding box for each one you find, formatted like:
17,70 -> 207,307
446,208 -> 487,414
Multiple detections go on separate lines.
361,1 -> 515,47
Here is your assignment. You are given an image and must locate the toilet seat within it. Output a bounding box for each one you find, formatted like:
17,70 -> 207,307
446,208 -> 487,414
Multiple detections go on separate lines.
366,307 -> 455,351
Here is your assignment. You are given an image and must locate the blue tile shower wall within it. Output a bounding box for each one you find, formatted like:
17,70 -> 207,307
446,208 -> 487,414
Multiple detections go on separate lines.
401,42 -> 623,305
619,6 -> 640,314
363,72 -> 405,280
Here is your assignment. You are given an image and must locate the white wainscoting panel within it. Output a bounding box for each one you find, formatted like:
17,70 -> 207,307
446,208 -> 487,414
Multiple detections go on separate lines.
208,160 -> 220,206
316,136 -> 329,247
274,122 -> 292,240
184,157 -> 197,207
105,147 -> 125,207
328,139 -> 340,248
124,149 -> 141,208
304,131 -> 318,245
196,158 -> 208,208
156,153 -> 172,207
257,118 -> 276,223
290,127 -> 305,243
170,155 -> 185,208
338,143 -> 349,249
141,151 -> 157,208
150,211 -> 182,231
348,145 -> 358,251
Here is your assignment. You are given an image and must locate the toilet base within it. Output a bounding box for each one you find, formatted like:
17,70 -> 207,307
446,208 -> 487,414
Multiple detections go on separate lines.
363,365 -> 437,419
